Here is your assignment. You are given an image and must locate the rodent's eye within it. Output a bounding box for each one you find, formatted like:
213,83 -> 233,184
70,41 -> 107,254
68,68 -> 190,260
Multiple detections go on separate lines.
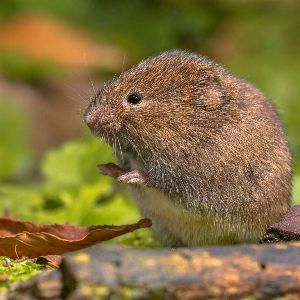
127,92 -> 142,105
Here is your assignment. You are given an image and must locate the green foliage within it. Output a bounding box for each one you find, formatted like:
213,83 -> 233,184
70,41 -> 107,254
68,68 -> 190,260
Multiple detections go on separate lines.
39,139 -> 138,225
0,51 -> 64,83
0,100 -> 31,180
0,185 -> 42,221
0,138 -> 141,226
41,139 -> 114,187
0,257 -> 41,291
293,176 -> 300,205
114,228 -> 160,248
0,1 -> 221,58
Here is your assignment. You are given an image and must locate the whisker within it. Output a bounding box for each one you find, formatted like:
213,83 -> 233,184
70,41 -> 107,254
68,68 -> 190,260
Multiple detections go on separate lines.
121,53 -> 127,73
88,72 -> 97,96
64,83 -> 89,104
116,135 -> 124,163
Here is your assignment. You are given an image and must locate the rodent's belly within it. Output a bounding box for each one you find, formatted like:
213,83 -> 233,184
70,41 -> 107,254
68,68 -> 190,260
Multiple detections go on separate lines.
129,185 -> 251,246
119,151 -> 261,246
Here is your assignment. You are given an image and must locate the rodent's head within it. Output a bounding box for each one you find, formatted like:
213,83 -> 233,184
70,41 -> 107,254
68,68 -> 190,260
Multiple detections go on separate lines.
84,50 -> 232,159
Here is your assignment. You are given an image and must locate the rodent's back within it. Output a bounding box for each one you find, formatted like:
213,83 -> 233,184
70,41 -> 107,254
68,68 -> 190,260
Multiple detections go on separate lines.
141,72 -> 291,235
205,75 -> 291,228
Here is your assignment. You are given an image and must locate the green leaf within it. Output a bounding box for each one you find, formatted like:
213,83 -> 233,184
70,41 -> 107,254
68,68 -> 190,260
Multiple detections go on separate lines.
0,100 -> 31,180
293,176 -> 300,204
41,138 -> 114,188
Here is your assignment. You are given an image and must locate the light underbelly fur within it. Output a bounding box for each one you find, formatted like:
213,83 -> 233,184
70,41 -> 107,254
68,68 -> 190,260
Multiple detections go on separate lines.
129,185 -> 259,246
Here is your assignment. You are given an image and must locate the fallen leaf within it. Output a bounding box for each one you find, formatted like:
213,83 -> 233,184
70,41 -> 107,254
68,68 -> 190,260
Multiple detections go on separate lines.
0,217 -> 151,259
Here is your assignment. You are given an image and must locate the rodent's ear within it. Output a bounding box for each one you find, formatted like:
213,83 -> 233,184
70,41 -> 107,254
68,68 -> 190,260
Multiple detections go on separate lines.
192,70 -> 229,111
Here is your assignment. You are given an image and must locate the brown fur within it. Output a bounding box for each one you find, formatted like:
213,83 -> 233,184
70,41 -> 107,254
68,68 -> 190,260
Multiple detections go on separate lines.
84,50 -> 292,246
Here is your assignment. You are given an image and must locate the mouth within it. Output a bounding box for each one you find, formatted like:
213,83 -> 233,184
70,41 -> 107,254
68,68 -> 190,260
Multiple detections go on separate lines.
84,109 -> 124,150
86,122 -> 110,138
86,120 -> 121,143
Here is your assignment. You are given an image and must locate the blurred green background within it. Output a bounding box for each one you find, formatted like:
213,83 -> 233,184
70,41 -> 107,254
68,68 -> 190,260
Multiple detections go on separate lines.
0,0 -> 299,229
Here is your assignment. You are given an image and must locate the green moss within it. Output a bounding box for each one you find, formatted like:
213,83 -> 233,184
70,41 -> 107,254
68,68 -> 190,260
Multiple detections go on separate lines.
0,257 -> 41,291
115,228 -> 161,248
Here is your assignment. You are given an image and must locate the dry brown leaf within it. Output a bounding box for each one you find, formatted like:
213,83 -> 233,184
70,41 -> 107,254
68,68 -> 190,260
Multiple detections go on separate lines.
0,217 -> 151,259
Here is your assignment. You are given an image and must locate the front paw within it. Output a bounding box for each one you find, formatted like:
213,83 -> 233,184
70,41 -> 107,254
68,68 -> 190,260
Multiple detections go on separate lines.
117,170 -> 148,185
97,163 -> 125,178
98,163 -> 148,186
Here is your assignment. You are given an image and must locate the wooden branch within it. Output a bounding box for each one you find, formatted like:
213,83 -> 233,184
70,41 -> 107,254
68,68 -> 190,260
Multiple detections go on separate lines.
6,242 -> 300,299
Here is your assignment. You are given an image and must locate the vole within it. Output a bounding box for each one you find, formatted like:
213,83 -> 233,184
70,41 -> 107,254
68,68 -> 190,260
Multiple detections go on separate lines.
84,50 -> 292,246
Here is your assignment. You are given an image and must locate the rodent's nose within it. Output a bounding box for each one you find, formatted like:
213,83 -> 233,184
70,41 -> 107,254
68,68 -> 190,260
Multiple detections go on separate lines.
85,113 -> 98,129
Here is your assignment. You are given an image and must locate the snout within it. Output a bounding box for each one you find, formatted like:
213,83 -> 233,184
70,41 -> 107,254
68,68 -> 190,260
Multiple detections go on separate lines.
84,108 -> 119,135
84,112 -> 98,129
